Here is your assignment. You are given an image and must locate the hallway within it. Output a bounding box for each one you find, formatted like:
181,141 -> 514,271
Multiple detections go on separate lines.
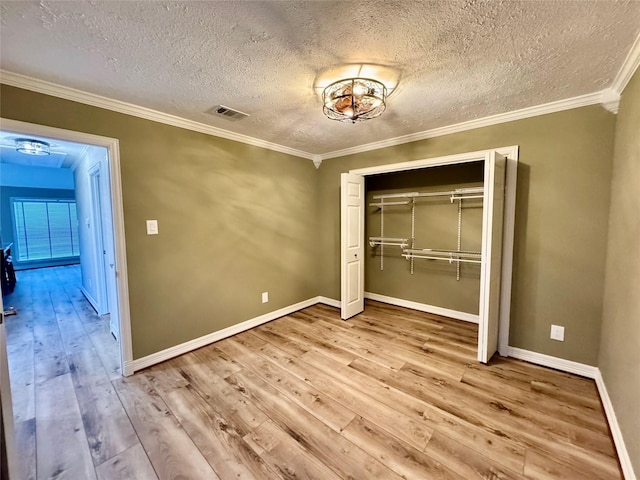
4,265 -> 126,479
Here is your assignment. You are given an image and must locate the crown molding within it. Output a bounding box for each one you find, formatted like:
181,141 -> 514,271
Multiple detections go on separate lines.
0,70 -> 314,161
600,88 -> 621,114
317,91 -> 605,161
610,32 -> 640,95
69,145 -> 91,172
0,68 -> 627,166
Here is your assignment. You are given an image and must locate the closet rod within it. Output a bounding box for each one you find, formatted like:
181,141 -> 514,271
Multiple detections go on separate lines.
402,252 -> 482,264
369,200 -> 410,207
404,248 -> 481,257
369,237 -> 409,248
450,194 -> 484,201
402,248 -> 482,264
373,187 -> 484,200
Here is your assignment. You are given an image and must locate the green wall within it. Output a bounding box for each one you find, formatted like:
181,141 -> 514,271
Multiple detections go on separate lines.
0,84 -> 618,368
599,70 -> 640,474
365,163 -> 484,314
318,105 -> 616,365
0,85 -> 319,359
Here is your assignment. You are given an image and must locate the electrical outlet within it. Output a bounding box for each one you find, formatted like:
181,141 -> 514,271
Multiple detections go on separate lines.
262,292 -> 269,303
550,325 -> 565,342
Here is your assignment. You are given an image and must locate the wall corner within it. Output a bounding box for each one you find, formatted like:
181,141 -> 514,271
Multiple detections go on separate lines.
601,88 -> 620,114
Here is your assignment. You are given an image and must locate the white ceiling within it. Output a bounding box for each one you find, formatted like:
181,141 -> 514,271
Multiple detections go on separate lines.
1,1 -> 639,158
0,131 -> 86,169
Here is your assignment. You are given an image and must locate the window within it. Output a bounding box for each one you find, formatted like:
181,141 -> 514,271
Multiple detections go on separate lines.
12,198 -> 79,262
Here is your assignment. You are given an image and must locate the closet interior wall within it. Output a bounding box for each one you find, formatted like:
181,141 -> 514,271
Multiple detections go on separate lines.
365,162 -> 485,315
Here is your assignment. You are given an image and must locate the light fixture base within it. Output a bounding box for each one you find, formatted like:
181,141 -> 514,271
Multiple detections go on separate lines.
15,138 -> 50,156
322,78 -> 387,123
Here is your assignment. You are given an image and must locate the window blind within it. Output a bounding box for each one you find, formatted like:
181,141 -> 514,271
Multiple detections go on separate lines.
12,199 -> 79,261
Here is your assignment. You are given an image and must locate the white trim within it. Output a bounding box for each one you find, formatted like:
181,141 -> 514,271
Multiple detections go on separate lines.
0,117 -> 133,379
611,32 -> 640,95
349,145 -> 518,176
498,146 -> 518,356
80,286 -> 100,315
107,137 -> 134,372
505,346 -> 598,378
69,145 -> 90,172
364,292 -> 479,324
600,88 -> 621,114
504,347 -> 636,480
0,70 -> 313,162
125,296 -> 325,374
0,296 -> 20,480
1,69 -> 626,166
318,296 -> 341,308
319,93 -> 604,161
594,370 -> 638,480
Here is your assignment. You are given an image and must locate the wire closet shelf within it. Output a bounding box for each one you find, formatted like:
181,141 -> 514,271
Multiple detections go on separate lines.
368,186 -> 484,276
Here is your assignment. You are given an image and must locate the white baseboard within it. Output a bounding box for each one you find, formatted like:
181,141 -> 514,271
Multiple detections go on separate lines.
594,370 -> 637,480
317,296 -> 340,308
364,292 -> 479,324
125,296 -> 329,374
505,347 -> 636,480
80,286 -> 99,315
505,346 -> 599,378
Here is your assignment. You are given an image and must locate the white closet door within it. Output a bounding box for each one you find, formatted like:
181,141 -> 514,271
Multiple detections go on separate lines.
478,151 -> 507,363
340,173 -> 365,320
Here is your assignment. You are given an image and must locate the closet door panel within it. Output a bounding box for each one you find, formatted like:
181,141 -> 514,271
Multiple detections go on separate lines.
478,152 -> 506,363
341,173 -> 365,319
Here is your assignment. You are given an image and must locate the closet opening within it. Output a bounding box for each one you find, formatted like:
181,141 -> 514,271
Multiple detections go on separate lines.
366,161 -> 484,320
340,147 -> 518,363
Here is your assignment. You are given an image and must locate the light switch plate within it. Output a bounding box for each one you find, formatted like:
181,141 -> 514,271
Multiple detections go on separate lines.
146,220 -> 158,235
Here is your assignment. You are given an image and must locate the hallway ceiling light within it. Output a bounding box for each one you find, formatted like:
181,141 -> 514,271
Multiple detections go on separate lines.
15,138 -> 50,156
322,78 -> 387,123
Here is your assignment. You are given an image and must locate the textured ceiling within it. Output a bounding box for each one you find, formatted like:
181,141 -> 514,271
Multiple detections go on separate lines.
1,1 -> 639,157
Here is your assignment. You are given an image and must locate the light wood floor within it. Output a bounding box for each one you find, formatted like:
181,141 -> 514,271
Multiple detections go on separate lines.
4,266 -> 622,479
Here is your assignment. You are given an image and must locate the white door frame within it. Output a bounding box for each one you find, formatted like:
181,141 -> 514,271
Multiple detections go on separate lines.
349,145 -> 518,356
88,162 -> 109,316
0,117 -> 134,375
478,151 -> 507,362
1,298 -> 20,479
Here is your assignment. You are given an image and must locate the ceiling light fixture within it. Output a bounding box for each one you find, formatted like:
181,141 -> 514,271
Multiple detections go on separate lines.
15,138 -> 50,156
322,78 -> 387,123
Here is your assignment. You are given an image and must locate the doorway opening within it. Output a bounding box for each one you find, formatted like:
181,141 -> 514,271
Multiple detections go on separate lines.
0,118 -> 132,373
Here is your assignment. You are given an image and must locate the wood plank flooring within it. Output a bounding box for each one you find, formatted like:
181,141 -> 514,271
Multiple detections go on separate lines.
4,266 -> 623,479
